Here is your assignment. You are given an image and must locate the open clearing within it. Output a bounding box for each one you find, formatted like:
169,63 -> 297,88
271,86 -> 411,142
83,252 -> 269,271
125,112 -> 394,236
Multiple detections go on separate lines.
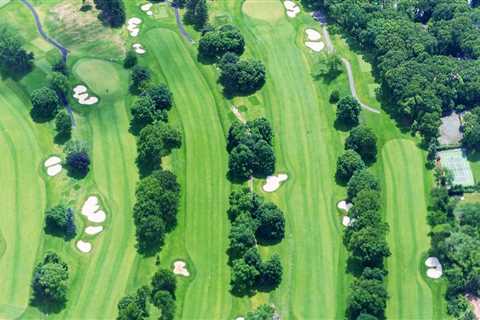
383,139 -> 438,319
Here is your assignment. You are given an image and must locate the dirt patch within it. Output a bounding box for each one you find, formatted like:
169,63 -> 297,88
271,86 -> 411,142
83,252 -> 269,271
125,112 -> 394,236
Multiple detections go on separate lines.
46,0 -> 125,59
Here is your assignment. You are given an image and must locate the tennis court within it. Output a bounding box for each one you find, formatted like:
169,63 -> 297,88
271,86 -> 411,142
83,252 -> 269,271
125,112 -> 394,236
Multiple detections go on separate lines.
438,148 -> 475,186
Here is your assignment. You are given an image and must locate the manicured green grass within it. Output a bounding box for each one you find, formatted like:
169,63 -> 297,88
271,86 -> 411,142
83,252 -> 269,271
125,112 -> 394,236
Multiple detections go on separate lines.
242,0 -> 284,23
73,58 -> 122,96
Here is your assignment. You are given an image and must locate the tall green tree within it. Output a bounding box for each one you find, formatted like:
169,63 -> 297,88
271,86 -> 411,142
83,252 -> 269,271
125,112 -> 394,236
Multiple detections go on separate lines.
0,23 -> 34,76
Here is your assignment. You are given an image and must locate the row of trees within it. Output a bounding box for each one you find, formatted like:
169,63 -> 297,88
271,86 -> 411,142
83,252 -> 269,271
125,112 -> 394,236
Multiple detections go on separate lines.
227,118 -> 275,182
427,186 -> 479,319
325,0 -> 480,149
228,188 -> 285,296
117,268 -> 177,320
198,24 -> 266,96
183,0 -> 208,30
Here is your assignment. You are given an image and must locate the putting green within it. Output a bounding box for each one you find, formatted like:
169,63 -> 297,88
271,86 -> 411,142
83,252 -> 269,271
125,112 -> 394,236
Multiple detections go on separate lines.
73,58 -> 121,96
383,139 -> 438,319
145,28 -> 232,319
242,0 -> 284,23
0,81 -> 46,319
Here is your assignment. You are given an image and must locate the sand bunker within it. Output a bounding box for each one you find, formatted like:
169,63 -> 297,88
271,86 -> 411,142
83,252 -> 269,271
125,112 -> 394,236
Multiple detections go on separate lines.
337,200 -> 353,212
140,3 -> 153,16
263,173 -> 288,192
425,256 -> 443,279
305,41 -> 325,52
127,17 -> 142,37
81,196 -> 107,223
77,240 -> 92,253
305,28 -> 321,41
132,43 -> 146,54
173,260 -> 190,277
284,1 -> 300,18
85,225 -> 104,235
44,156 -> 63,176
73,85 -> 98,105
342,216 -> 351,227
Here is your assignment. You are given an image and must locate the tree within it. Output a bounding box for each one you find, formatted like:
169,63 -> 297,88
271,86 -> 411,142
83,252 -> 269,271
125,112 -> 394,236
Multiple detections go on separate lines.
462,108 -> 480,151
198,25 -> 245,59
251,139 -> 275,178
336,96 -> 361,126
184,0 -> 198,24
336,150 -> 365,182
94,0 -> 126,28
48,72 -> 69,97
0,23 -> 34,77
151,269 -> 176,298
44,205 -> 75,238
228,218 -> 256,259
258,254 -> 282,290
151,291 -> 175,320
255,202 -> 285,242
144,84 -> 174,111
130,96 -> 167,134
245,304 -> 275,320
117,286 -> 149,320
218,52 -> 239,69
52,59 -> 68,75
228,187 -> 263,221
248,117 -> 273,145
230,259 -> 259,295
191,0 -> 208,30
136,122 -> 182,174
345,126 -> 377,162
31,252 -> 69,306
219,59 -> 266,96
228,144 -> 255,182
129,66 -> 151,94
66,151 -> 90,178
347,278 -> 388,319
243,247 -> 262,270
123,50 -> 138,69
330,90 -> 340,103
347,226 -> 390,267
31,87 -> 60,121
347,169 -> 379,200
135,215 -> 166,254
417,112 -> 441,144
55,111 -> 72,140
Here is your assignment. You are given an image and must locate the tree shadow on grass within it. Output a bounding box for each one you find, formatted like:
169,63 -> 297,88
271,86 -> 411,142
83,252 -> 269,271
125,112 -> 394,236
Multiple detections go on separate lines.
54,133 -> 70,146
30,296 -> 66,315
334,118 -> 357,132
66,166 -> 89,180
43,224 -> 76,241
30,109 -> 56,124
255,235 -> 282,247
346,255 -> 366,278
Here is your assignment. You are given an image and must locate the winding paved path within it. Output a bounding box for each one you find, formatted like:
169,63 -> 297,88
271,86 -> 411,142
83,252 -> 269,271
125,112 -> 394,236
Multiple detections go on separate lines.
171,2 -> 194,43
19,0 -> 76,126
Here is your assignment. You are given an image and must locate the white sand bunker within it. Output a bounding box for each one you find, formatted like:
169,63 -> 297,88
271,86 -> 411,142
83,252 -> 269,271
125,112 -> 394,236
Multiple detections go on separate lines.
81,196 -> 107,223
173,260 -> 190,277
85,225 -> 104,235
284,1 -> 300,18
73,85 -> 98,105
132,43 -> 146,54
342,216 -> 351,227
76,240 -> 92,253
305,41 -> 325,52
44,156 -> 63,177
140,3 -> 153,16
425,256 -> 443,279
127,17 -> 142,37
337,200 -> 353,212
263,173 -> 288,192
306,28 -> 321,41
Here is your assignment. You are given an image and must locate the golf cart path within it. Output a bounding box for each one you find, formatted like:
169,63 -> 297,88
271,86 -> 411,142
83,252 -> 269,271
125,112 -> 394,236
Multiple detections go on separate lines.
321,25 -> 380,114
171,2 -> 194,43
19,0 -> 76,126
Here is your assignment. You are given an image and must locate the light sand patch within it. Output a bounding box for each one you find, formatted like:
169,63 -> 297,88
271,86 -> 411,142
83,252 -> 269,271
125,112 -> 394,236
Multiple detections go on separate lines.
73,85 -> 98,105
81,196 -> 107,223
127,17 -> 142,37
425,256 -> 443,279
235,317 -> 245,320
263,173 -> 288,192
173,260 -> 190,276
85,226 -> 104,235
76,240 -> 92,253
284,1 -> 300,18
47,164 -> 63,177
337,200 -> 353,212
466,294 -> 480,320
305,28 -> 321,41
88,210 -> 106,223
132,43 -> 146,54
44,156 -> 61,167
342,216 -> 351,227
147,10 -> 153,16
141,3 -> 152,11
305,41 -> 325,52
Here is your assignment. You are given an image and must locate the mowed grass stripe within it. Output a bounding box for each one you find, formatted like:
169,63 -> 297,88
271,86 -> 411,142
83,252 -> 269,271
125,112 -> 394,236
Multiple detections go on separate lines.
383,139 -> 433,319
239,16 -> 346,318
146,28 -> 232,319
0,82 -> 46,317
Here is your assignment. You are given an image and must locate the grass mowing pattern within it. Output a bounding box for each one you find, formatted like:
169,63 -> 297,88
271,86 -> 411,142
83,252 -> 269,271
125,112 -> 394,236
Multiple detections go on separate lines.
383,139 -> 435,319
0,81 -> 46,319
145,28 -> 232,319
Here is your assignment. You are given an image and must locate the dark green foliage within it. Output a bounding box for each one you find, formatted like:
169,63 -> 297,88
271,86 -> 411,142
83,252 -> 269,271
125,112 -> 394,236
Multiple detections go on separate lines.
347,278 -> 388,320
136,122 -> 181,175
184,0 -> 208,29
151,269 -> 176,298
336,96 -> 361,126
64,142 -> 90,178
47,72 -> 69,97
129,66 -> 151,95
198,24 -> 245,60
255,202 -> 285,242
218,52 -> 239,69
31,252 -> 69,308
130,96 -> 167,134
336,150 -> 365,182
219,59 -> 266,96
55,111 -> 72,141
330,89 -> 340,103
230,259 -> 259,295
133,170 -> 180,255
143,84 -> 174,111
123,50 -> 138,69
172,0 -> 186,7
117,286 -> 149,320
347,226 -> 390,267
30,87 -> 60,122
345,126 -> 377,163
245,304 -> 275,320
94,0 -> 126,28
44,205 -> 75,239
228,216 -> 257,259
257,254 -> 282,290
52,59 -> 68,75
0,23 -> 34,77
151,291 -> 175,320
462,107 -> 480,151
347,169 -> 380,200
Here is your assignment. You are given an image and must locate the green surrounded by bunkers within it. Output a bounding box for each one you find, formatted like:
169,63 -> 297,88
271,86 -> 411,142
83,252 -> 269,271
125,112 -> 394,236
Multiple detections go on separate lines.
0,0 -> 463,319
